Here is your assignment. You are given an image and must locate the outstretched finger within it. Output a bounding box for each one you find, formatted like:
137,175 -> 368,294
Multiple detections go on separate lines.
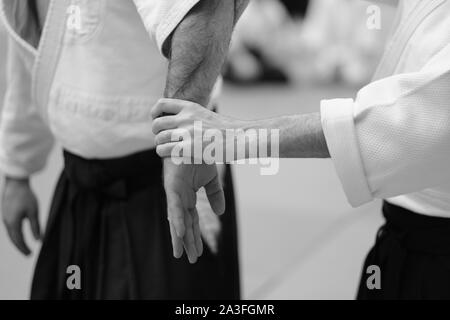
183,212 -> 198,264
169,221 -> 184,259
166,191 -> 186,238
191,208 -> 203,257
6,221 -> 31,256
28,206 -> 41,241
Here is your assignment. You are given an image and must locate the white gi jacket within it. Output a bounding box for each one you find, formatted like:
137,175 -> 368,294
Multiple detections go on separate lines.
321,0 -> 450,216
0,0 -> 245,177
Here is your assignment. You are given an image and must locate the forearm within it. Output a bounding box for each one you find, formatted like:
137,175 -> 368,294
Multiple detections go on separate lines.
159,0 -> 326,162
239,113 -> 330,159
164,0 -> 236,105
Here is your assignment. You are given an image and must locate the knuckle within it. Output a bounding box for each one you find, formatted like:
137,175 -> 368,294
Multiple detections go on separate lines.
152,120 -> 161,133
156,145 -> 164,157
178,113 -> 189,123
150,105 -> 158,116
155,133 -> 164,145
172,117 -> 181,127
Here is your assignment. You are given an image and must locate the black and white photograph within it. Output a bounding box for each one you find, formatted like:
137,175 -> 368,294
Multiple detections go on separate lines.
0,0 -> 449,309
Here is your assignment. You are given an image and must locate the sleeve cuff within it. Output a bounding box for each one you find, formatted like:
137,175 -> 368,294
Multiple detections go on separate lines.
320,98 -> 373,207
0,159 -> 34,179
155,0 -> 201,56
136,0 -> 201,57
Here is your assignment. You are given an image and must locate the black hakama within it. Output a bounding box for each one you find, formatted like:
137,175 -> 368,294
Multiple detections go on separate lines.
30,150 -> 240,300
357,201 -> 450,300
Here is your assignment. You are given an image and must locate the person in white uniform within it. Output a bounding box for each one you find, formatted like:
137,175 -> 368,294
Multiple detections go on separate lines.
0,0 -> 247,299
152,0 -> 450,299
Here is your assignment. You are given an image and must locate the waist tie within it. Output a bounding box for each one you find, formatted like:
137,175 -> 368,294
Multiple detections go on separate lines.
62,149 -> 162,197
58,149 -> 162,299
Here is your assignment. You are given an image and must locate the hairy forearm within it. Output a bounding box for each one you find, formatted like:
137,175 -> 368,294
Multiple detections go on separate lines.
239,113 -> 330,159
164,0 -> 236,105
162,0 -> 328,162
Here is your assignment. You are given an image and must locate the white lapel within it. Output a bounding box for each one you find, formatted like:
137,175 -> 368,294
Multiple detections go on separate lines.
372,0 -> 446,80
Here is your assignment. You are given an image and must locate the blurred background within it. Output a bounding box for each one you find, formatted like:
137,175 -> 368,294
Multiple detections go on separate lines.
0,0 -> 396,299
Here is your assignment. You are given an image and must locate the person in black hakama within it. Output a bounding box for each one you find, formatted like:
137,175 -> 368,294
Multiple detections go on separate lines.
1,0 -> 244,299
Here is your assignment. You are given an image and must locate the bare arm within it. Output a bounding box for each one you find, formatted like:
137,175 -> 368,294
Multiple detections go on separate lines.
153,100 -> 330,160
242,113 -> 330,159
160,0 -> 246,263
164,0 -> 237,104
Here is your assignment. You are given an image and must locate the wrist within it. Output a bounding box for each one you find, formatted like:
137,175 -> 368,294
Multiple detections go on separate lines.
226,119 -> 264,162
2,176 -> 31,194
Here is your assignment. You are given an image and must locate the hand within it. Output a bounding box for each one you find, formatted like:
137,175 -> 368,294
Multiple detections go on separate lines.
1,177 -> 41,256
163,159 -> 225,263
152,98 -> 244,163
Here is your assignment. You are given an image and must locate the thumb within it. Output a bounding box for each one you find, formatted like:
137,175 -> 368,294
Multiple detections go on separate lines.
204,174 -> 226,215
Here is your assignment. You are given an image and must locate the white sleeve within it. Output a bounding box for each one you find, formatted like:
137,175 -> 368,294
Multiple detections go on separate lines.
132,0 -> 201,56
321,42 -> 450,207
0,38 -> 54,178
132,0 -> 249,56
